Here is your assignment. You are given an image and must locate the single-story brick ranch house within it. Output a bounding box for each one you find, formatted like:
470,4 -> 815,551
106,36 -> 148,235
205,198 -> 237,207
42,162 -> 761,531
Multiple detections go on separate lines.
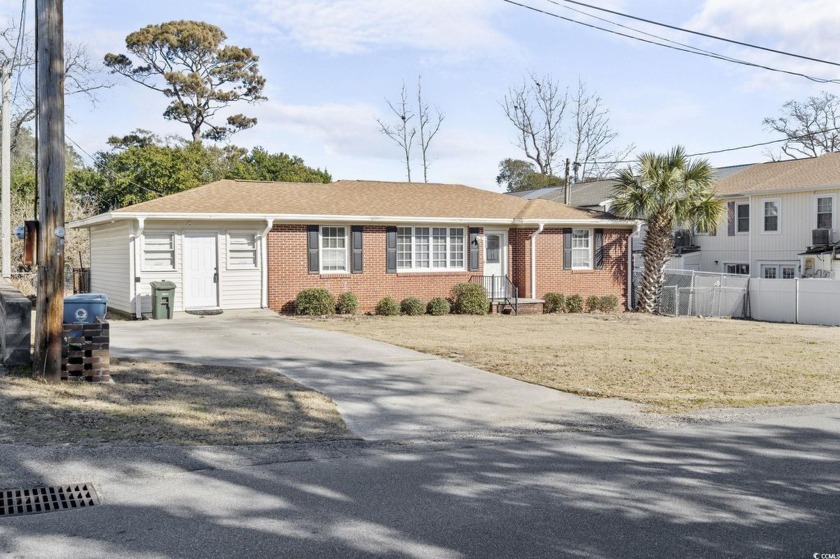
70,180 -> 639,317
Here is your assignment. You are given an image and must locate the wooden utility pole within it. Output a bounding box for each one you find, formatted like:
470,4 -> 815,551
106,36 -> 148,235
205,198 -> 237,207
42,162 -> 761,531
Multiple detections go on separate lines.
33,0 -> 65,382
1,63 -> 10,279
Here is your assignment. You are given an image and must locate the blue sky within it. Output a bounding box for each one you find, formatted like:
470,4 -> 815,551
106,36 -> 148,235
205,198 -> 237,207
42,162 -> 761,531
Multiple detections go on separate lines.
7,0 -> 840,191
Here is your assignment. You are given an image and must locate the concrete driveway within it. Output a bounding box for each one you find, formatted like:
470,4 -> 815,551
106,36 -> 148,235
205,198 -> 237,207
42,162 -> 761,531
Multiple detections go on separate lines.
108,310 -> 641,440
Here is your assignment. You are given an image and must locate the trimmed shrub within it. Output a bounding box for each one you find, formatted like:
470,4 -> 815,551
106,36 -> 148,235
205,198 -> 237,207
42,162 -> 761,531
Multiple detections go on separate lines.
544,292 -> 566,313
586,295 -> 600,313
336,292 -> 358,315
401,297 -> 426,316
597,295 -> 620,313
427,297 -> 451,316
295,288 -> 335,316
451,283 -> 489,315
375,296 -> 399,316
565,294 -> 584,313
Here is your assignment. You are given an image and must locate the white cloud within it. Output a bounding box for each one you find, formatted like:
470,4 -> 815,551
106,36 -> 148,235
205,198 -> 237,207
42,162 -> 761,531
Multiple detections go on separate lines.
253,0 -> 510,57
687,1 -> 840,89
249,100 -> 390,158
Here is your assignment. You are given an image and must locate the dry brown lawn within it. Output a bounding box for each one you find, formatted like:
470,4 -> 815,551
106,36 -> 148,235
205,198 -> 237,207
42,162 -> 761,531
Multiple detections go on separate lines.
0,359 -> 352,445
308,313 -> 840,413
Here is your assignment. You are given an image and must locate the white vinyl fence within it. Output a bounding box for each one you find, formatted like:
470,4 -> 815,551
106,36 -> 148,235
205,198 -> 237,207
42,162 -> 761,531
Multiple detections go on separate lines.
750,278 -> 840,326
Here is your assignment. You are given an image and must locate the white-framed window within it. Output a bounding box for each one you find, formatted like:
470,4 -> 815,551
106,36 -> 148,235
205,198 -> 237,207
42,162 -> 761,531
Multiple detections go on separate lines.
762,198 -> 780,234
396,226 -> 466,271
816,194 -> 836,231
571,229 -> 592,269
142,233 -> 175,271
227,232 -> 258,269
736,202 -> 750,234
760,263 -> 797,279
724,263 -> 749,275
320,226 -> 348,273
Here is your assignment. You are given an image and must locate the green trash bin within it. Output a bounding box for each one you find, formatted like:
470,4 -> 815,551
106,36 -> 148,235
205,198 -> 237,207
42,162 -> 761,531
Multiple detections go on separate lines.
150,281 -> 176,319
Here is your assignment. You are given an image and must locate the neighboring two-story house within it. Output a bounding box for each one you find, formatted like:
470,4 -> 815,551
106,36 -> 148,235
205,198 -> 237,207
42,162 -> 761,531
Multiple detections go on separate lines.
696,153 -> 840,279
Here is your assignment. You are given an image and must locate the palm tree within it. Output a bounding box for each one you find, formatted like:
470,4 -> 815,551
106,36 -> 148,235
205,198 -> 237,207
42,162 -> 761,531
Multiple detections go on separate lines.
611,146 -> 724,313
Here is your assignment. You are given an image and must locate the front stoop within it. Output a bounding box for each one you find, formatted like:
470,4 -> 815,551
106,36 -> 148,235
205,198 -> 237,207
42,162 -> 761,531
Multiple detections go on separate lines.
491,298 -> 545,315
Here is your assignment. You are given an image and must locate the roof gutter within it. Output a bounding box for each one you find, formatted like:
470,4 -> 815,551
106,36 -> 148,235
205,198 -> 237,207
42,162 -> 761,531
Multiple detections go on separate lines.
71,212 -> 638,229
717,183 -> 840,199
530,223 -> 545,298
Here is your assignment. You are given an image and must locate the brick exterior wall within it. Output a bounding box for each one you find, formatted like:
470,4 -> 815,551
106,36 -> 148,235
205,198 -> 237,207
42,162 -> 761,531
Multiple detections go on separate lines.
267,224 -> 629,314
509,227 -> 630,305
267,225 -> 484,313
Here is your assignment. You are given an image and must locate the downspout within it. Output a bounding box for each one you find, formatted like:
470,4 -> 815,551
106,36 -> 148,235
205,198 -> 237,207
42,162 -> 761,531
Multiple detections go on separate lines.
530,223 -> 545,299
628,220 -> 643,310
259,218 -> 274,309
131,217 -> 145,319
748,195 -> 753,276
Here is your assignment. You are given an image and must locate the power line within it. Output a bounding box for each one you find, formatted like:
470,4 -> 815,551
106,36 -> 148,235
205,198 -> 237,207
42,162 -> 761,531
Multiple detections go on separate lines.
64,133 -> 164,200
555,0 -> 840,69
501,0 -> 840,84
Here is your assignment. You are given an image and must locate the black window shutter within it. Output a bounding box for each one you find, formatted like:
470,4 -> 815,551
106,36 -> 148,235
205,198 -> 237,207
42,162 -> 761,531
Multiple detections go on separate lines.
563,228 -> 572,269
351,226 -> 363,273
594,228 -> 604,269
307,225 -> 319,274
727,202 -> 735,236
386,226 -> 397,273
468,228 -> 480,271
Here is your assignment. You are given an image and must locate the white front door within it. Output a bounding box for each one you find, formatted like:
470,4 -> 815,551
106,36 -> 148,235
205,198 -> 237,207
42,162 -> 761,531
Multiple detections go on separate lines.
183,234 -> 218,308
484,230 -> 508,298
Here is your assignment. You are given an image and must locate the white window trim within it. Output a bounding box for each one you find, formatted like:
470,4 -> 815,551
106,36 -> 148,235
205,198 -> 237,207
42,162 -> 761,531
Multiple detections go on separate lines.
571,228 -> 593,270
761,198 -> 781,235
319,226 -> 349,274
815,194 -> 837,232
226,231 -> 259,270
141,232 -> 176,272
723,263 -> 749,275
396,226 -> 467,272
759,262 -> 799,280
735,202 -> 750,235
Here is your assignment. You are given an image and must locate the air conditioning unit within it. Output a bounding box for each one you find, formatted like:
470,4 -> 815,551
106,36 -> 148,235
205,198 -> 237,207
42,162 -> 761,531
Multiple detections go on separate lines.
674,230 -> 692,248
812,228 -> 831,246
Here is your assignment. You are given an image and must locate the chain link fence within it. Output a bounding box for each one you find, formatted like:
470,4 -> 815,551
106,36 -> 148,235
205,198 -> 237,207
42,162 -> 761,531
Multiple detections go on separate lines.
633,269 -> 750,318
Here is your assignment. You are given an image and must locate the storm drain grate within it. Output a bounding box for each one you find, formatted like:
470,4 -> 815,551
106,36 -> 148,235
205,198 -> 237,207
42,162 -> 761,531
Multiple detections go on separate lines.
0,483 -> 100,517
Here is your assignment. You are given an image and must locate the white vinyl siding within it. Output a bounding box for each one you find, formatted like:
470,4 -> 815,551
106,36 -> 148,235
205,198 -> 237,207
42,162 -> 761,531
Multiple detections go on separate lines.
320,226 -> 348,273
396,226 -> 466,271
89,222 -> 132,313
142,233 -> 175,271
571,229 -> 592,269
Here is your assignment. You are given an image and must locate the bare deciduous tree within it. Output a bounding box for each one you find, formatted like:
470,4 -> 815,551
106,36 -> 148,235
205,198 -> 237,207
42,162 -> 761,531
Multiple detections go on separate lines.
572,79 -> 634,181
502,73 -> 568,176
377,82 -> 417,182
417,76 -> 444,183
1,21 -> 109,152
764,91 -> 840,159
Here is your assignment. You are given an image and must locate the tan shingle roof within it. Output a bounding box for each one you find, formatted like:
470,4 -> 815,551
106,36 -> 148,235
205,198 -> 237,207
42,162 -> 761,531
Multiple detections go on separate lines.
112,179 -> 621,222
714,153 -> 840,196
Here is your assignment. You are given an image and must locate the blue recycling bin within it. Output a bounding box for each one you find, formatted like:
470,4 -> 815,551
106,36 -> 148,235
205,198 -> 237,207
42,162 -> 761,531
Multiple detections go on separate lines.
63,293 -> 108,324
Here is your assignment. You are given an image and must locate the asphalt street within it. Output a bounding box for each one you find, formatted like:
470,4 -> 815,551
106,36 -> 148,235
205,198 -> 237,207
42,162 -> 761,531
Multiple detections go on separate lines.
1,312 -> 838,557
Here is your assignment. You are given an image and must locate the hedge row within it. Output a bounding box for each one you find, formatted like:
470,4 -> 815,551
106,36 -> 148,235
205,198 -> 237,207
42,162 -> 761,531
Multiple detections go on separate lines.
294,283 -> 486,316
544,293 -> 619,314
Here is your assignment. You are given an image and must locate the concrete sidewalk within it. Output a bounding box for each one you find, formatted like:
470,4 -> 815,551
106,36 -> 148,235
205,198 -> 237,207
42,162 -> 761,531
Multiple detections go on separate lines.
108,310 -> 643,440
